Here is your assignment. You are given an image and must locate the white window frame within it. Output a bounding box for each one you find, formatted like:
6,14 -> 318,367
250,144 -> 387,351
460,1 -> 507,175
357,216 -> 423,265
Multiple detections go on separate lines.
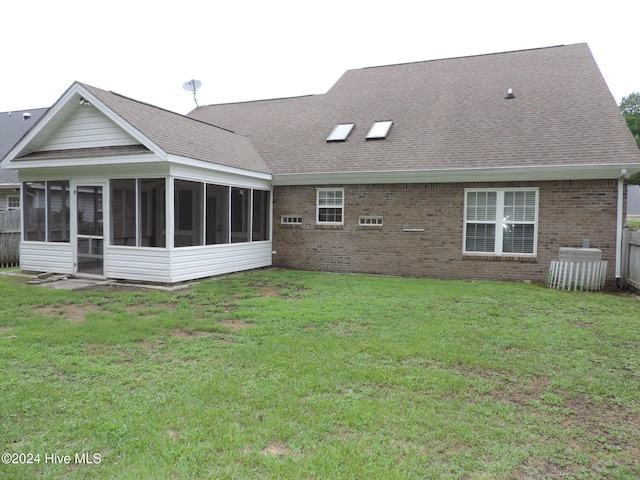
358,215 -> 383,227
7,195 -> 20,210
463,187 -> 539,256
316,188 -> 344,225
281,215 -> 302,225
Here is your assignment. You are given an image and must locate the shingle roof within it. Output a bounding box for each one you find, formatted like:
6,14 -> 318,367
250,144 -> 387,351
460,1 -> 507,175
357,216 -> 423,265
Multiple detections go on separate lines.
0,108 -> 48,183
189,44 -> 640,176
78,84 -> 270,174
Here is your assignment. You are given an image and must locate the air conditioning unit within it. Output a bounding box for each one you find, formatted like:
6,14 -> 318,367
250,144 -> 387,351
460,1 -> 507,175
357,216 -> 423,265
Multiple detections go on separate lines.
548,247 -> 607,291
557,247 -> 602,262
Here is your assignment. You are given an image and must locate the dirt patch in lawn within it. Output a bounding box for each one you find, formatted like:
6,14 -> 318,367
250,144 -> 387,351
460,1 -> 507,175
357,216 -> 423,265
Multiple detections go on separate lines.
457,366 -> 551,406
562,395 -> 640,457
126,303 -> 177,318
248,281 -> 308,300
173,329 -> 241,345
509,395 -> 640,477
0,326 -> 13,335
260,441 -> 292,456
249,281 -> 282,298
330,323 -> 369,336
35,305 -> 104,324
218,319 -> 256,331
135,340 -> 159,350
173,329 -> 211,338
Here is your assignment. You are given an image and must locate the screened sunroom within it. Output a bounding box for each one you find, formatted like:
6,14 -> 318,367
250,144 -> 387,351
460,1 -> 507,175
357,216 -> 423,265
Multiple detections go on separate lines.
20,173 -> 272,283
7,81 -> 273,283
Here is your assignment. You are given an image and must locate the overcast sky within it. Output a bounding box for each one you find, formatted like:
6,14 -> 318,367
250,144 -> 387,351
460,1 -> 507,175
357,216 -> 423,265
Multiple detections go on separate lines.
2,0 -> 638,115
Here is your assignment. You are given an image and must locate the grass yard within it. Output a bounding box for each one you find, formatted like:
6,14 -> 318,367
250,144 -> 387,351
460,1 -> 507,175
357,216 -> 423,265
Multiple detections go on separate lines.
1,269 -> 639,479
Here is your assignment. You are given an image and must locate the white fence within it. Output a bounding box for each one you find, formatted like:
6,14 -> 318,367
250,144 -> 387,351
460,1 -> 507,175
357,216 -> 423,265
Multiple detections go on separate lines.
622,229 -> 640,291
547,259 -> 608,292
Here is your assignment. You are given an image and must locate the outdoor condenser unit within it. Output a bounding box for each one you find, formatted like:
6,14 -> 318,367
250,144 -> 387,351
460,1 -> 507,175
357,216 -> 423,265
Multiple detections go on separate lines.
548,248 -> 607,291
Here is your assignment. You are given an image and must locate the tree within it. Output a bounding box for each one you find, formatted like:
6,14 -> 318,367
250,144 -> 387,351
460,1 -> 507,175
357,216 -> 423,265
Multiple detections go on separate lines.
620,92 -> 640,184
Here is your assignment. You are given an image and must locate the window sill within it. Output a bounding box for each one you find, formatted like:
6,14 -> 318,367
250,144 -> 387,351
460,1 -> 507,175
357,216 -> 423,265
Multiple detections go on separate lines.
315,224 -> 343,230
463,254 -> 537,263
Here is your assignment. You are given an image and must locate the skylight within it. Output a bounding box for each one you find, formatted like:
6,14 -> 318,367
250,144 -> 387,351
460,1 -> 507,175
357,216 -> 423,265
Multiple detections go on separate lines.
366,120 -> 393,140
326,123 -> 355,142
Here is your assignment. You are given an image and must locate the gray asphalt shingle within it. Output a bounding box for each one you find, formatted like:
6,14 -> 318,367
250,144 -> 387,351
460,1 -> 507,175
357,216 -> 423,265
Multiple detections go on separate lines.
189,44 -> 640,175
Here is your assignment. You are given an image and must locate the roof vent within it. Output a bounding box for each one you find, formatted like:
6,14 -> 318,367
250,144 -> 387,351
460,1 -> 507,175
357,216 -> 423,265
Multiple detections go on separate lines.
22,112 -> 31,120
505,88 -> 515,100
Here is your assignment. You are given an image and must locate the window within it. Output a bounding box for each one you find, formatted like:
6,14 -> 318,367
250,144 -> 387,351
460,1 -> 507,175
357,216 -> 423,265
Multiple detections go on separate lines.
47,181 -> 70,242
317,188 -> 344,225
111,179 -> 270,247
231,187 -> 250,243
7,195 -> 20,210
111,178 -> 166,247
281,216 -> 302,225
252,190 -> 270,241
22,181 -> 70,242
358,215 -> 383,226
327,123 -> 355,142
206,184 -> 229,245
464,188 -> 538,255
366,120 -> 393,140
174,179 -> 203,247
139,179 -> 166,247
23,182 -> 46,241
111,179 -> 137,245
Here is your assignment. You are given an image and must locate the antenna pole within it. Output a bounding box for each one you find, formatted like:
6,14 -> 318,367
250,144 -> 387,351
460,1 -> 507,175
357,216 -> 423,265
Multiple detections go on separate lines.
183,79 -> 202,108
191,81 -> 199,107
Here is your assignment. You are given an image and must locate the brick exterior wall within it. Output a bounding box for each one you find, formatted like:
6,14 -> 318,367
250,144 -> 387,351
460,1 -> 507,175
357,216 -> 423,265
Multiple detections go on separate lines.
272,180 -> 621,284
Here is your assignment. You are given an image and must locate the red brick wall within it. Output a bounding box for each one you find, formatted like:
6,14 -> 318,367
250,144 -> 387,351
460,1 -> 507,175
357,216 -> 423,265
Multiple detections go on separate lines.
272,180 -> 621,284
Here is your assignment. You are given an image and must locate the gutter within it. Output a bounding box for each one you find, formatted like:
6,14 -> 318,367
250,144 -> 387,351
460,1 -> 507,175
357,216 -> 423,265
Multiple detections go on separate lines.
616,169 -> 627,287
273,163 -> 640,186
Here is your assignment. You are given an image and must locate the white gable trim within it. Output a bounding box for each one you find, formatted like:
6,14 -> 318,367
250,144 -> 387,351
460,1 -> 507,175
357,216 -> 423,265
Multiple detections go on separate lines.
74,84 -> 167,160
167,154 -> 273,182
6,152 -> 160,170
4,82 -> 167,165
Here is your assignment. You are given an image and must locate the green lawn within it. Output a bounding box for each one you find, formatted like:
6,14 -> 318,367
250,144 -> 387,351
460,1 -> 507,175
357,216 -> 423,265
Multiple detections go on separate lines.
1,269 -> 639,479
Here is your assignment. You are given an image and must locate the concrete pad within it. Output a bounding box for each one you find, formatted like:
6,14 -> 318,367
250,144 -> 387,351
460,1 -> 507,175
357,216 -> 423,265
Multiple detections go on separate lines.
44,279 -> 113,290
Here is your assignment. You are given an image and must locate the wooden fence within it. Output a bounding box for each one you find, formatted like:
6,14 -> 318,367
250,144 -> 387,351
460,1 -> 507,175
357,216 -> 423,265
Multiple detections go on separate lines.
0,210 -> 20,267
622,229 -> 640,291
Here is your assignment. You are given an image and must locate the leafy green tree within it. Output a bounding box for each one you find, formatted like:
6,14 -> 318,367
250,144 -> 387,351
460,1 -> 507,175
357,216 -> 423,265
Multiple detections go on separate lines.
620,92 -> 640,184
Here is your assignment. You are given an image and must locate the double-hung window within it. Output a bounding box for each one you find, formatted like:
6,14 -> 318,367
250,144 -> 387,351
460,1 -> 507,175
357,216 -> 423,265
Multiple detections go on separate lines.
7,195 -> 20,210
316,188 -> 344,225
464,188 -> 538,255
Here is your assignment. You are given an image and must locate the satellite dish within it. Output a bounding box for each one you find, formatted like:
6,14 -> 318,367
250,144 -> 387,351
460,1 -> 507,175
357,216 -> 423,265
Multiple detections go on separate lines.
183,79 -> 202,107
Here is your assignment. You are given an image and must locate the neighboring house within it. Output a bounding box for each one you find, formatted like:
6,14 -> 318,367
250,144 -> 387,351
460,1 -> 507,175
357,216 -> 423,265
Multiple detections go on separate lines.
3,43 -> 640,284
0,108 -> 47,228
629,185 -> 640,218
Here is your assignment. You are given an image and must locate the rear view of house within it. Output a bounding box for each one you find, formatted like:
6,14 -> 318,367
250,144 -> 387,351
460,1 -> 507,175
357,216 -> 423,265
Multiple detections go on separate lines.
4,43 -> 640,284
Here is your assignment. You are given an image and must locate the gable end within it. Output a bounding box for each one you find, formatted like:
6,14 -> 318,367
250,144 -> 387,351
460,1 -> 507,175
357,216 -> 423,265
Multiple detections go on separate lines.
37,104 -> 139,151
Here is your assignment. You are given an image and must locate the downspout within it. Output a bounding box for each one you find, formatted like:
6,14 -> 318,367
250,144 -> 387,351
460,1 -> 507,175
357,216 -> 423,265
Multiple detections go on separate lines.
615,169 -> 627,288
